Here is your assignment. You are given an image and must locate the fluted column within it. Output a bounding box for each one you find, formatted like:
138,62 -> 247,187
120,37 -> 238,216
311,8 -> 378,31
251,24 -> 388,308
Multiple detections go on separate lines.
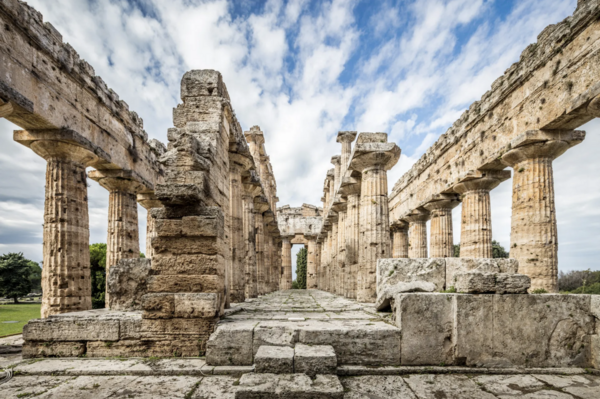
326,230 -> 332,292
88,170 -> 144,307
137,193 -> 163,259
307,238 -> 318,289
424,197 -> 460,258
255,211 -> 265,295
228,154 -> 252,303
242,193 -> 257,298
391,222 -> 409,258
315,241 -> 321,289
454,171 -> 509,258
337,131 -> 358,172
337,211 -> 346,296
345,191 -> 360,299
40,151 -> 92,317
331,221 -> 338,294
502,130 -> 584,292
406,212 -> 429,259
281,238 -> 292,290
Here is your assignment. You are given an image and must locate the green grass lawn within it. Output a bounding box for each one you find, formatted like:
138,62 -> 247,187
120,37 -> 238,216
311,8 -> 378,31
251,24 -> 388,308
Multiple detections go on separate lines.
0,303 -> 41,337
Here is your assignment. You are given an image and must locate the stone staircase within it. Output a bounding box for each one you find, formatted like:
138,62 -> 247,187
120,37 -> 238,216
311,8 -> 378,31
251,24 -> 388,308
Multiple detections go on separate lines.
235,344 -> 343,398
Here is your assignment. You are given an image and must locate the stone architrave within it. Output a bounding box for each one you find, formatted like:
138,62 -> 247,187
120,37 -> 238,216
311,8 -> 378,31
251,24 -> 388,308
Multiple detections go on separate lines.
15,129 -> 102,318
137,193 -> 163,259
390,221 -> 409,259
405,211 -> 429,259
350,133 -> 400,302
424,195 -> 460,258
281,237 -> 293,290
89,169 -> 146,307
502,130 -> 585,292
453,170 -> 510,258
228,153 -> 254,303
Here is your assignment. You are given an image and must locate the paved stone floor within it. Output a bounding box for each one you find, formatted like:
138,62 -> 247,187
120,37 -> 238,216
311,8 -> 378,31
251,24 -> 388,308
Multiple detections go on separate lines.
1,291 -> 600,398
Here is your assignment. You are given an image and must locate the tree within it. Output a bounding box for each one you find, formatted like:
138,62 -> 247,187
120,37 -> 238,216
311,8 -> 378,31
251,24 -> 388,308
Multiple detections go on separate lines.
452,241 -> 509,259
296,247 -> 307,289
0,253 -> 33,303
27,261 -> 42,293
90,243 -> 107,309
492,240 -> 509,258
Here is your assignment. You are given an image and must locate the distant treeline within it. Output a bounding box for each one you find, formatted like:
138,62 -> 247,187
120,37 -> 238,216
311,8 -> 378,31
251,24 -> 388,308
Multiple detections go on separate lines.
558,270 -> 600,294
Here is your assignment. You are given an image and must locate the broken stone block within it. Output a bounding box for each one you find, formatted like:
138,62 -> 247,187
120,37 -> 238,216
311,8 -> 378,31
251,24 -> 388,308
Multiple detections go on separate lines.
235,373 -> 344,399
22,341 -> 86,358
294,344 -> 337,376
376,258 -> 446,293
206,320 -> 255,366
395,293 -> 454,366
375,281 -> 436,311
253,321 -> 298,356
107,258 -> 150,311
23,317 -> 120,342
255,345 -> 294,374
174,293 -> 219,318
453,272 -> 530,294
445,258 -> 519,290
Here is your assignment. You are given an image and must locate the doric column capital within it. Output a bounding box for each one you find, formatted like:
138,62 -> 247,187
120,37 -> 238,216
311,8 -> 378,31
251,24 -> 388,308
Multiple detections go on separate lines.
331,155 -> 341,166
423,194 -> 461,212
390,220 -> 409,232
404,209 -> 430,223
453,170 -> 510,194
243,126 -> 265,145
88,169 -> 148,194
502,130 -> 585,166
254,195 -> 270,213
349,133 -> 401,172
330,195 -> 347,213
14,128 -> 108,167
229,152 -> 254,173
137,192 -> 163,210
263,210 -> 275,223
589,95 -> 600,117
336,131 -> 358,143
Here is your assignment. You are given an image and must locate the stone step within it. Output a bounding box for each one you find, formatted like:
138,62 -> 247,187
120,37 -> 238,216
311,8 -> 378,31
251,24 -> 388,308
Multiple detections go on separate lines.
206,319 -> 400,367
234,373 -> 344,399
254,344 -> 338,375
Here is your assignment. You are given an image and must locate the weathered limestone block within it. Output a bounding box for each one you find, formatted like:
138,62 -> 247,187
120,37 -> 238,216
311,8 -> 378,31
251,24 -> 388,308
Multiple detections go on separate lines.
375,281 -> 436,311
492,294 -> 595,368
253,321 -> 298,356
22,341 -> 86,358
395,293 -> 454,366
236,373 -> 344,399
206,320 -> 255,366
445,258 -> 519,289
453,272 -> 495,293
255,345 -> 294,374
107,258 -> 150,311
298,320 -> 401,366
453,294 -> 494,367
294,344 -> 337,377
23,318 -> 120,341
377,258 -> 446,293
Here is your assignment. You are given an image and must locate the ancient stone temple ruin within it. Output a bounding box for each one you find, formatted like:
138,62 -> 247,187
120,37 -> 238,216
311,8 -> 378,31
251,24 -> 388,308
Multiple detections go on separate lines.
1,0 -> 600,396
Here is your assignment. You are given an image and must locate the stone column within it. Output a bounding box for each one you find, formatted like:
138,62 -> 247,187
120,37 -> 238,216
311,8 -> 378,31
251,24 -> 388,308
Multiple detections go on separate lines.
137,193 -> 163,259
406,212 -> 429,259
88,170 -> 144,307
254,211 -> 265,295
242,192 -> 257,298
350,133 -> 400,302
228,153 -> 253,303
331,156 -> 341,190
331,221 -> 338,294
32,142 -> 95,318
337,131 -> 358,172
454,170 -> 510,258
307,238 -> 318,289
390,221 -> 409,258
325,229 -> 332,292
502,130 -> 584,292
424,197 -> 460,258
337,210 -> 346,296
281,238 -> 292,290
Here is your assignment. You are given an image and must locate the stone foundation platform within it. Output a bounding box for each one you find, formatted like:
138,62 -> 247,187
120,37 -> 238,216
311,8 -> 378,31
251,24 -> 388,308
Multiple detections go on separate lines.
21,290 -> 600,370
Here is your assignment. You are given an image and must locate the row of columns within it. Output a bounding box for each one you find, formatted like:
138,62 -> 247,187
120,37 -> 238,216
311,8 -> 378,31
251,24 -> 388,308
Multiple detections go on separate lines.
315,132 -> 400,302
391,130 -> 584,293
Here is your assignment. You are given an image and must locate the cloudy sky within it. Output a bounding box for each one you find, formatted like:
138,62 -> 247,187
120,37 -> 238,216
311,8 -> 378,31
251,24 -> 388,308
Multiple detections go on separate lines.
0,0 -> 598,276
